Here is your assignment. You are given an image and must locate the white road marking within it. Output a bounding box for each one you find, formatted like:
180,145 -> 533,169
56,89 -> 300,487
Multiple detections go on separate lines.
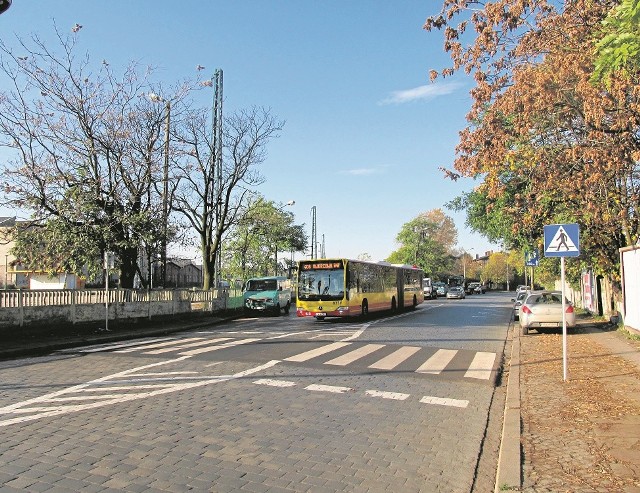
74,337 -> 174,353
325,344 -> 385,366
415,349 -> 458,374
115,337 -> 205,353
285,342 -> 351,362
365,390 -> 410,401
82,385 -> 175,392
126,371 -> 199,376
420,395 -> 469,408
0,358 -> 281,427
464,351 -> 496,380
266,329 -> 326,340
340,323 -> 370,341
145,338 -> 232,354
368,346 -> 421,370
305,384 -> 352,394
179,338 -> 261,356
253,379 -> 296,388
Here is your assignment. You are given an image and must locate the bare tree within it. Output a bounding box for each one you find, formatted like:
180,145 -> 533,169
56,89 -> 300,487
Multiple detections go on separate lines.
172,106 -> 284,289
0,27 -> 190,287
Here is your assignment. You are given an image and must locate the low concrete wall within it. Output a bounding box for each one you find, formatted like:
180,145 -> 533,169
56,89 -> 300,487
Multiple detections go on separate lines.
0,288 -> 230,329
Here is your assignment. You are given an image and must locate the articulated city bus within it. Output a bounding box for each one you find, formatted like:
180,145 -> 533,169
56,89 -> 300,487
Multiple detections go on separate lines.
296,258 -> 424,320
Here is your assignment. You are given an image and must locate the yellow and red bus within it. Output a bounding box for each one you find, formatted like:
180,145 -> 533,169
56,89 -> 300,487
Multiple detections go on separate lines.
296,258 -> 424,320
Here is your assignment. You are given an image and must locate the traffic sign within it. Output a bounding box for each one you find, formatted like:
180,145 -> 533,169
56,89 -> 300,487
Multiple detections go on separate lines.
525,249 -> 539,266
544,224 -> 580,257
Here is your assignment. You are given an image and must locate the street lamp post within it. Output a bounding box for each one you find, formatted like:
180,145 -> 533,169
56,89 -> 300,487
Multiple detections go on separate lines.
463,248 -> 474,279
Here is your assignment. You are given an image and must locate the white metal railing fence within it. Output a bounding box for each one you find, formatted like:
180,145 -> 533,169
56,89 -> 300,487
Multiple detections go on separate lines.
0,288 -> 230,308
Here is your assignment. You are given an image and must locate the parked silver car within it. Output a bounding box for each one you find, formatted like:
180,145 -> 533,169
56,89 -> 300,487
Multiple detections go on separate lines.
512,290 -> 529,321
519,290 -> 576,335
446,286 -> 466,299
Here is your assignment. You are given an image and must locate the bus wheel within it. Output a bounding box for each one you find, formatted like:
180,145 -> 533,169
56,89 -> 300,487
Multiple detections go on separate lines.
272,303 -> 281,316
391,297 -> 397,311
361,300 -> 369,318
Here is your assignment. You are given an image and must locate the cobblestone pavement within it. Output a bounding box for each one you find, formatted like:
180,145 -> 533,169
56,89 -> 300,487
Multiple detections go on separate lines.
519,321 -> 640,493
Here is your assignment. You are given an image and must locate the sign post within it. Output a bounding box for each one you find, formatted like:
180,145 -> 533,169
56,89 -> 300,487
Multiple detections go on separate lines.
543,224 -> 580,381
104,252 -> 114,332
524,249 -> 539,288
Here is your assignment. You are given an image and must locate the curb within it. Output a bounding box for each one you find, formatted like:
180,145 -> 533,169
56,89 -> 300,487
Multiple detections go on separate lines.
494,323 -> 521,492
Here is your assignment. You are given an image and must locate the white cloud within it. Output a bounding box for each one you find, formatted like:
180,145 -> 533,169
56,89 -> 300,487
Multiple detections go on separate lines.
342,168 -> 378,176
379,82 -> 463,105
340,165 -> 389,176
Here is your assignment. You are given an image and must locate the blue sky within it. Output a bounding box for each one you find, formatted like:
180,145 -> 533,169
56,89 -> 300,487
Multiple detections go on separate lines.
0,1 -> 499,262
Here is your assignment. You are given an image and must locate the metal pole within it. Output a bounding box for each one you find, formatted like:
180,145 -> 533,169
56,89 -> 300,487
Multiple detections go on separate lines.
161,101 -> 170,287
561,256 -> 568,381
310,206 -> 317,259
105,251 -> 109,332
212,69 -> 223,288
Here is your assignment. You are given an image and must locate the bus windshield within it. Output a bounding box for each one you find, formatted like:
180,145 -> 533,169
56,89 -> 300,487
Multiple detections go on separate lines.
298,266 -> 345,301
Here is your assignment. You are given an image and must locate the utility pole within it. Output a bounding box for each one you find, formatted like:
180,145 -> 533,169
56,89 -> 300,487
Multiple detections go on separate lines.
310,206 -> 317,259
212,69 -> 223,288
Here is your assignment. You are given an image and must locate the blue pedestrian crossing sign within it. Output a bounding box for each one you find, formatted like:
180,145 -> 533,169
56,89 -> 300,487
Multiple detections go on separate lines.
544,223 -> 580,257
525,249 -> 539,266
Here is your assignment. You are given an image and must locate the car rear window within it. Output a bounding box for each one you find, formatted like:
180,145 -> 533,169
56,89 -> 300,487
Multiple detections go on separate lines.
529,293 -> 563,304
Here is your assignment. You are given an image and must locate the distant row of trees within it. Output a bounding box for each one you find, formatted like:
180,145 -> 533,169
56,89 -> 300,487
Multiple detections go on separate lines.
0,27 -> 308,288
386,207 -> 577,290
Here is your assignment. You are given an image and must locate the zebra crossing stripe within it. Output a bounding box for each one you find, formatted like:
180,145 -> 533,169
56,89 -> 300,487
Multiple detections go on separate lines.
285,342 -> 351,362
368,346 -> 421,370
464,352 -> 496,380
325,344 -> 385,366
145,338 -> 232,354
415,349 -> 458,374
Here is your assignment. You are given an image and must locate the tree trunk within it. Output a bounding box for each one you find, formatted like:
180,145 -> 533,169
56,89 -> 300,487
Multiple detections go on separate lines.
119,246 -> 139,289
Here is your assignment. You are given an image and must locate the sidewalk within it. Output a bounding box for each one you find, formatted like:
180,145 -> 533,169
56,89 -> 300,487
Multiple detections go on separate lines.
511,318 -> 640,492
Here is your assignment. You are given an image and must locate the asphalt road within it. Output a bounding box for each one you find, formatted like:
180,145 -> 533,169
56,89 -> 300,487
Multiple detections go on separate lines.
0,292 -> 513,492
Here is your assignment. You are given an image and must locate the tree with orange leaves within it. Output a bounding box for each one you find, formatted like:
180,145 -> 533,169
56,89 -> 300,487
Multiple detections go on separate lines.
426,1 -> 640,292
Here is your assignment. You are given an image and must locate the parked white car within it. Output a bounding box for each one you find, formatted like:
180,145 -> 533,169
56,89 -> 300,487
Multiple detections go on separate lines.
519,290 -> 576,335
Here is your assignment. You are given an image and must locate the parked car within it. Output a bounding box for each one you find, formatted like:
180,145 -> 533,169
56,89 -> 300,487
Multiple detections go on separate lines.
468,282 -> 485,294
446,286 -> 466,299
511,290 -> 529,320
423,277 -> 437,300
519,290 -> 576,335
515,285 -> 529,295
434,282 -> 448,297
